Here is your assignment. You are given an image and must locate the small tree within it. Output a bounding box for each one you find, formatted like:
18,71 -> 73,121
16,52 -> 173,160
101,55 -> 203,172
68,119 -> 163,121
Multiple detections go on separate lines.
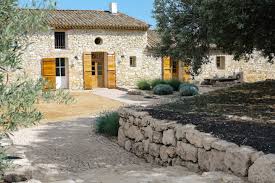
0,0 -> 73,132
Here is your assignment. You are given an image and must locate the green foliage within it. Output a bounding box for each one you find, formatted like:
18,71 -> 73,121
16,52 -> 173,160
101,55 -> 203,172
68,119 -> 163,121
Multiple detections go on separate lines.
151,79 -> 167,89
0,77 -> 74,131
153,0 -> 275,74
96,111 -> 120,136
0,0 -> 72,132
137,80 -> 151,90
153,84 -> 173,95
179,83 -> 199,96
0,149 -> 9,178
166,79 -> 181,91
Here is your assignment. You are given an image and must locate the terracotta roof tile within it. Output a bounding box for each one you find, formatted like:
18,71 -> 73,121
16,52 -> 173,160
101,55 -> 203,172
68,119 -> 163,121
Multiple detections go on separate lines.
28,9 -> 149,31
147,30 -> 160,48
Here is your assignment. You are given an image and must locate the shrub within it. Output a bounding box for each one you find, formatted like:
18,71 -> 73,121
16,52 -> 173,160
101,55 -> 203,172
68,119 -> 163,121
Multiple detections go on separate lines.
151,79 -> 167,89
179,83 -> 199,96
95,111 -> 120,136
137,80 -> 151,90
166,79 -> 182,91
153,84 -> 174,95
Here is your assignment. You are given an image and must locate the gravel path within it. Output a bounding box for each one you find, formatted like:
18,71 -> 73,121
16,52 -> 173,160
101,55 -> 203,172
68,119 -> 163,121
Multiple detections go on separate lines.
9,117 -> 246,183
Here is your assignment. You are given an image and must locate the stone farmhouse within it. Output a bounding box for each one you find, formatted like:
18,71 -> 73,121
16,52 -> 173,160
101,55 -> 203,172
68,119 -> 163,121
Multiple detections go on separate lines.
21,3 -> 275,90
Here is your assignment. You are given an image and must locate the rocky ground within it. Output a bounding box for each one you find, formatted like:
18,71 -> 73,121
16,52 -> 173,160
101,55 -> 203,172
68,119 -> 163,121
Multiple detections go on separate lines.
5,118 -> 246,183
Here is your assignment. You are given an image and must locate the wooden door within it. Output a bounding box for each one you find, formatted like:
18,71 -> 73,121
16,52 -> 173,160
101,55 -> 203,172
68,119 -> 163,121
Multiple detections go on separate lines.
172,60 -> 179,79
163,56 -> 172,80
92,52 -> 104,88
107,53 -> 116,88
91,60 -> 98,88
97,61 -> 104,87
83,53 -> 93,89
42,58 -> 56,90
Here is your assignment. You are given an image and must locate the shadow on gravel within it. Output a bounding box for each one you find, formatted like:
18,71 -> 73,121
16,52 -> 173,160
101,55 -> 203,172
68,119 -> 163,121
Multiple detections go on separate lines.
15,118 -> 146,176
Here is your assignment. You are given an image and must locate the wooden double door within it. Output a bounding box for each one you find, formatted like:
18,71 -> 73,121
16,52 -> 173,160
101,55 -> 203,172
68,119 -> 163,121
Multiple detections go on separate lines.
83,52 -> 116,90
162,57 -> 191,81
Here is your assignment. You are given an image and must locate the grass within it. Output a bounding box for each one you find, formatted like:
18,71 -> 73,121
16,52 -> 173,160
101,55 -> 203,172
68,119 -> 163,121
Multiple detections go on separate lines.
162,80 -> 275,122
95,111 -> 120,136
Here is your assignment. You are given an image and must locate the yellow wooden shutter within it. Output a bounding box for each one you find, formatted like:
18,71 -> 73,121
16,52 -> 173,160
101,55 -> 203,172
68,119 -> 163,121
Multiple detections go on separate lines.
42,58 -> 56,90
182,63 -> 191,82
83,53 -> 93,90
163,56 -> 172,80
107,53 -> 116,88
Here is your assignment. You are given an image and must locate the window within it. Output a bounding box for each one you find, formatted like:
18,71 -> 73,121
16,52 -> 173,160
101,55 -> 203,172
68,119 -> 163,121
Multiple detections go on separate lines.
56,58 -> 66,76
130,56 -> 137,67
95,37 -> 103,45
216,56 -> 225,70
55,32 -> 66,49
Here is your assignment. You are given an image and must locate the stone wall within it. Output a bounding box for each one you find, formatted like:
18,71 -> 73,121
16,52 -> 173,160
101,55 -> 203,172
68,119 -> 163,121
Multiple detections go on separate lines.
194,50 -> 275,83
20,29 -> 162,89
118,108 -> 275,183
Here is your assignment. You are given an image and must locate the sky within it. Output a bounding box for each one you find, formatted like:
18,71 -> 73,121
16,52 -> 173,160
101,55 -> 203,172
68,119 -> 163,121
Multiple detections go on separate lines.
19,0 -> 156,27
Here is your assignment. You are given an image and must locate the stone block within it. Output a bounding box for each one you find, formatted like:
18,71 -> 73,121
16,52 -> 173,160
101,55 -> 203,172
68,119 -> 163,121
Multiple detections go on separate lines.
139,116 -> 151,127
143,139 -> 150,153
128,115 -> 135,124
210,150 -> 227,171
185,129 -> 204,148
125,140 -> 132,151
198,148 -> 211,171
172,157 -> 183,166
119,118 -> 126,127
118,127 -> 127,147
153,121 -> 176,132
123,122 -> 131,136
143,126 -> 153,140
248,154 -> 275,183
144,154 -> 154,163
198,148 -> 227,172
202,136 -> 218,150
251,151 -> 264,163
176,142 -> 198,163
133,117 -> 141,126
152,131 -> 162,143
182,161 -> 200,173
132,142 -> 144,157
224,146 -> 255,176
211,140 -> 238,151
160,146 -> 176,162
175,124 -> 195,141
126,125 -> 144,142
148,143 -> 160,157
162,129 -> 176,146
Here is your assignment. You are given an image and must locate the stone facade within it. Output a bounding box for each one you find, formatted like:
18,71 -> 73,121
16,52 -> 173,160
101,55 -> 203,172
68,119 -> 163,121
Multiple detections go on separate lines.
20,29 -> 162,90
118,108 -> 275,183
194,50 -> 275,83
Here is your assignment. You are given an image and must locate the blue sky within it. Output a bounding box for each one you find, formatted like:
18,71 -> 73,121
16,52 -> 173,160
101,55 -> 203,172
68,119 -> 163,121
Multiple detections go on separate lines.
19,0 -> 156,27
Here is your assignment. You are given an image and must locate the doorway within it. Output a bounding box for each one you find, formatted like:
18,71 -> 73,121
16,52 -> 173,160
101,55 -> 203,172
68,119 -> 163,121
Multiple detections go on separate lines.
83,52 -> 105,89
56,58 -> 69,89
91,52 -> 104,88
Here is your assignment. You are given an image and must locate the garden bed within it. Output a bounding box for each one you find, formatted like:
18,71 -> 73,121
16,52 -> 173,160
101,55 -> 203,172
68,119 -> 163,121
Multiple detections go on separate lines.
140,80 -> 275,153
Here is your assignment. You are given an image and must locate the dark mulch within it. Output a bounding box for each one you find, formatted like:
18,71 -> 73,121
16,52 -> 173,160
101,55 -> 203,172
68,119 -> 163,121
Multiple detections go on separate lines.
138,80 -> 275,154
142,108 -> 275,154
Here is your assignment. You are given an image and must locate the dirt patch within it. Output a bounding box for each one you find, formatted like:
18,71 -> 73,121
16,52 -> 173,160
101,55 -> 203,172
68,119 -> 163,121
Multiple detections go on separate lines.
37,92 -> 123,122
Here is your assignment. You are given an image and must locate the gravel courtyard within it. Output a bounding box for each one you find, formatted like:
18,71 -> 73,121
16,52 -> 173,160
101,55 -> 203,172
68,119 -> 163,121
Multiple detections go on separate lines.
5,91 -> 247,183
9,117 -> 246,183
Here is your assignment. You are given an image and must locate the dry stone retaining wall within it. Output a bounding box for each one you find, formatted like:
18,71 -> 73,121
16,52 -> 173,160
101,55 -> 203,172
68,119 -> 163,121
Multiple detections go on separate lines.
118,108 -> 275,183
